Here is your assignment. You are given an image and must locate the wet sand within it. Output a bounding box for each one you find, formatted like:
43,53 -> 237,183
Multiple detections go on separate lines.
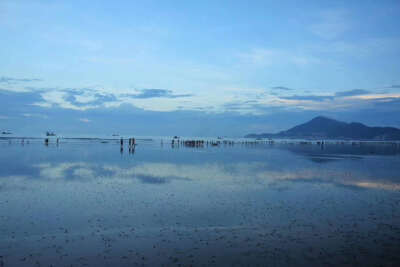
0,139 -> 399,266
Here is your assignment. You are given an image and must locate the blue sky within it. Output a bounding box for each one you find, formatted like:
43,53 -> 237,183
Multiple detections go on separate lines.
1,0 -> 400,136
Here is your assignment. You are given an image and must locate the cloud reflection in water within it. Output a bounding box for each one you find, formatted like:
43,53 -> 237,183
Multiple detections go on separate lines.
1,160 -> 398,192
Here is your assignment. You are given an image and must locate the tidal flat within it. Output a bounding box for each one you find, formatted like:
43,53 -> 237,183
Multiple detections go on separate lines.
0,139 -> 400,266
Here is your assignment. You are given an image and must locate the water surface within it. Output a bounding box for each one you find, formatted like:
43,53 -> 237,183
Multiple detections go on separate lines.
1,139 -> 400,266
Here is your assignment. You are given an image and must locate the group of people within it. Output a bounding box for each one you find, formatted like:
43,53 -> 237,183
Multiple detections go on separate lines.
44,138 -> 59,146
119,138 -> 136,147
119,137 -> 136,154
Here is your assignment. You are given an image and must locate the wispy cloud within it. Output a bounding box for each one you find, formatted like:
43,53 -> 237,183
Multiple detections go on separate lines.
309,9 -> 350,40
122,89 -> 193,99
79,118 -> 91,123
351,93 -> 400,100
39,90 -> 90,110
22,113 -> 48,119
271,86 -> 293,91
274,88 -> 390,107
22,87 -> 195,111
63,89 -> 117,107
1,82 -> 399,125
28,88 -> 119,111
280,95 -> 334,102
335,89 -> 370,97
0,76 -> 42,84
32,102 -> 52,108
238,48 -> 320,67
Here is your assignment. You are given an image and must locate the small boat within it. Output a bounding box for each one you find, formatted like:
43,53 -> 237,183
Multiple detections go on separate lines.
112,134 -> 119,136
1,130 -> 12,135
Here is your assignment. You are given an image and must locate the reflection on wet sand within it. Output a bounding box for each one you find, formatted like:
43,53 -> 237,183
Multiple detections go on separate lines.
0,140 -> 400,266
1,158 -> 392,192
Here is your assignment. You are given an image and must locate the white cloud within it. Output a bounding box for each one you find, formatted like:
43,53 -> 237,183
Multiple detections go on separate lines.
31,102 -> 52,108
73,94 -> 97,104
79,118 -> 91,123
39,90 -> 98,110
237,48 -> 320,67
5,79 -> 399,116
349,93 -> 400,100
22,113 -> 48,119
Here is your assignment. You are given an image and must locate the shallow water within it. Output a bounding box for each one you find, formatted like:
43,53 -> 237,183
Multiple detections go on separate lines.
1,139 -> 400,266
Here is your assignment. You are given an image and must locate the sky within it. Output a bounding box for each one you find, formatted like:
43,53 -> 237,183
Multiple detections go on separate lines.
1,0 -> 400,137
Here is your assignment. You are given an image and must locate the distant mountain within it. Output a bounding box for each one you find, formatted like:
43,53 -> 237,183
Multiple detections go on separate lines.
245,116 -> 400,140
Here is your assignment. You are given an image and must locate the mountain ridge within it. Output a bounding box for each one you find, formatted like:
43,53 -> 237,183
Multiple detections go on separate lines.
245,116 -> 400,140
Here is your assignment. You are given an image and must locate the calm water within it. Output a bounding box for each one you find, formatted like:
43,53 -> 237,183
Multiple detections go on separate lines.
1,139 -> 400,266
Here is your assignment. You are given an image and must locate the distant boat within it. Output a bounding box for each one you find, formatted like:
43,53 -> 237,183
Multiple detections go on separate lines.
46,131 -> 56,136
112,134 -> 119,136
1,130 -> 12,135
